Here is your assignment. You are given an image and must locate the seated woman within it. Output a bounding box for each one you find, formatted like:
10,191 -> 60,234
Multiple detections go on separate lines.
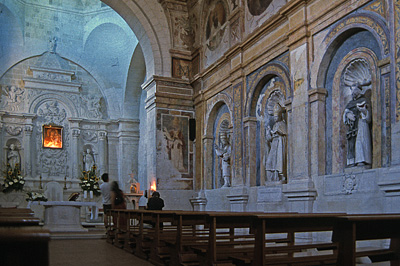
110,181 -> 126,230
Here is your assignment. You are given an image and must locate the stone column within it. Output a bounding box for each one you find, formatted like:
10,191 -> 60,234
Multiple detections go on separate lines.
308,88 -> 328,177
68,118 -> 82,180
202,135 -> 214,189
243,117 -> 257,186
142,76 -> 194,191
22,114 -> 35,179
98,130 -> 108,175
281,1 -> 316,212
0,112 -> 4,166
23,125 -> 33,178
117,119 -> 140,192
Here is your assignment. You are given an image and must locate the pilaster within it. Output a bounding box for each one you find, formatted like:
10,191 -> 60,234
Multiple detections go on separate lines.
308,88 -> 328,177
227,187 -> 249,212
142,75 -> 194,191
68,118 -> 82,180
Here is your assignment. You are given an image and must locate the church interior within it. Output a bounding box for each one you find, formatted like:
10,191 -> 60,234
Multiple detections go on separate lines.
2,0 -> 400,265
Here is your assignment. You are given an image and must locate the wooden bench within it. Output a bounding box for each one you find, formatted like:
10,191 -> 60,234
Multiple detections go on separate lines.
166,211 -> 210,266
0,226 -> 51,266
333,214 -> 400,265
247,213 -> 341,266
0,207 -> 50,266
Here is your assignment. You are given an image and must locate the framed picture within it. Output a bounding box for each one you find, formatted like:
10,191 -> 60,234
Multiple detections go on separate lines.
43,125 -> 63,149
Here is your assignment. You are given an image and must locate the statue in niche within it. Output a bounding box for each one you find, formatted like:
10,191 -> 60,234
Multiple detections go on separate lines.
7,144 -> 21,171
264,102 -> 287,182
215,131 -> 231,188
83,148 -> 95,172
342,59 -> 372,167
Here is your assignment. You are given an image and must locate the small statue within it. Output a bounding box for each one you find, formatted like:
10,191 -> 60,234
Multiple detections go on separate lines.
127,173 -> 139,193
7,144 -> 21,171
83,148 -> 95,172
214,132 -> 231,188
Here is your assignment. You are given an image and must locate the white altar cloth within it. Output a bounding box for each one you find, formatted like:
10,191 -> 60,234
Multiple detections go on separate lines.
30,201 -> 98,232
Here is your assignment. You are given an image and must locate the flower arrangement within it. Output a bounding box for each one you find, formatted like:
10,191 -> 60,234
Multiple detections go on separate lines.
26,191 -> 48,202
2,163 -> 25,193
79,164 -> 101,196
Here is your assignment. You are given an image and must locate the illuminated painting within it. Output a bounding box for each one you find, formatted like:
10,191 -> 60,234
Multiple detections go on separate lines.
43,125 -> 63,149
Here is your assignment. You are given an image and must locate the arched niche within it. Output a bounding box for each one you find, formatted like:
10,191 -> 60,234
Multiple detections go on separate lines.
203,93 -> 233,190
245,62 -> 291,186
317,21 -> 386,174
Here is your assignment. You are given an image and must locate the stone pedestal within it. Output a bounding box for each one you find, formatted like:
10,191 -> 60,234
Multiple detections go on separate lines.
190,191 -> 207,211
125,192 -> 144,210
33,201 -> 98,232
378,167 -> 400,213
283,180 -> 317,213
227,187 -> 249,212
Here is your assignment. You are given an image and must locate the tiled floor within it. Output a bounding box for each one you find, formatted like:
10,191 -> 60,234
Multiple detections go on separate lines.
49,239 -> 153,266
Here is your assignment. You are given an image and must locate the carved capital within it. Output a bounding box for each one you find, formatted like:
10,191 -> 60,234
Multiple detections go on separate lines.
308,88 -> 328,103
99,131 -> 107,140
72,129 -> 80,138
24,125 -> 34,136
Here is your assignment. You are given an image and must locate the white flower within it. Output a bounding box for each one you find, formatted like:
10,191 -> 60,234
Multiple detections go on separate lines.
20,181 -> 25,184
9,181 -> 13,185
13,179 -> 17,182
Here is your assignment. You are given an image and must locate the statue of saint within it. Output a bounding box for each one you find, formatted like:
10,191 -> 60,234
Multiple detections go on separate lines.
83,148 -> 95,172
265,103 -> 287,182
215,132 -> 231,188
8,144 -> 21,171
343,81 -> 372,166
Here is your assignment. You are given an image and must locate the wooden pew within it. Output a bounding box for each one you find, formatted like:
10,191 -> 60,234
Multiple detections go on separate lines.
191,212 -> 260,266
333,214 -> 400,265
166,211 -> 210,266
0,226 -> 51,266
0,207 -> 40,226
245,213 -> 341,266
0,207 -> 35,217
147,210 -> 179,266
0,207 -> 50,266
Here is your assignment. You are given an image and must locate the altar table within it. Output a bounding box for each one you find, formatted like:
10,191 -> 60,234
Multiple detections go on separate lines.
31,201 -> 98,232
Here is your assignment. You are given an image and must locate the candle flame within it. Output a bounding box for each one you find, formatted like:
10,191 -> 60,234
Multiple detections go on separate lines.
150,181 -> 156,191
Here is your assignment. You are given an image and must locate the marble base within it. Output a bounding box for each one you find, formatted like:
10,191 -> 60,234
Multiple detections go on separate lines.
32,201 -> 98,232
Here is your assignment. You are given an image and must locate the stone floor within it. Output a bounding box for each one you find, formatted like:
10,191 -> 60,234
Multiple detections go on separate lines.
49,239 -> 153,266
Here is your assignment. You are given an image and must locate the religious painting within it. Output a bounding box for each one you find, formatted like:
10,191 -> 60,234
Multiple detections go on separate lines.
42,125 -> 63,149
205,1 -> 227,51
247,0 -> 273,16
161,115 -> 189,173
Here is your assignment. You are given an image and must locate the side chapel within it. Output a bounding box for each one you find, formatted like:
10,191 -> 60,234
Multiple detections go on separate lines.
1,0 -> 400,216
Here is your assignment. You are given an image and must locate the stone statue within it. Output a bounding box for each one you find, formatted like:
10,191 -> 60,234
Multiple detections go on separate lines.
7,144 -> 21,171
342,59 -> 372,167
343,81 -> 372,166
214,132 -> 231,188
265,103 -> 287,182
83,148 -> 95,172
49,37 -> 57,53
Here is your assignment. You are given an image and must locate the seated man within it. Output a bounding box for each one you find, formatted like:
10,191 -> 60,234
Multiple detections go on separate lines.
146,191 -> 165,228
146,191 -> 164,210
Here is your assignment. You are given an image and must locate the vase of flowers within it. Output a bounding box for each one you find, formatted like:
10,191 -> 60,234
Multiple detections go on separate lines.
79,165 -> 101,197
2,163 -> 25,193
26,191 -> 48,202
